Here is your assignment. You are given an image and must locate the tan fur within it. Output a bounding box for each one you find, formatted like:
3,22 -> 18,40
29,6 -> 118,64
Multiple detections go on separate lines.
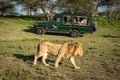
33,41 -> 83,69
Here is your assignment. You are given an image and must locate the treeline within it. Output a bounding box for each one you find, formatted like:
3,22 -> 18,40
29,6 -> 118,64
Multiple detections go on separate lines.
0,0 -> 119,22
1,15 -> 45,21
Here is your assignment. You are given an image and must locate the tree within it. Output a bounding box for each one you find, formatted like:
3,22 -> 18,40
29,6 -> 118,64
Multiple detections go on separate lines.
99,0 -> 120,22
17,0 -> 39,16
17,0 -> 57,21
111,0 -> 120,20
37,0 -> 58,21
0,0 -> 15,16
57,0 -> 94,13
93,0 -> 102,16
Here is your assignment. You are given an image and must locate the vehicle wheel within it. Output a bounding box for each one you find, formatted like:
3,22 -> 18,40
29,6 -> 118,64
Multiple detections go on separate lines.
36,27 -> 45,35
70,30 -> 79,38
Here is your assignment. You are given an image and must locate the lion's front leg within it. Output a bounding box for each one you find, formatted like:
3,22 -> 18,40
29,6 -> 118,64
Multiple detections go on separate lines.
55,50 -> 66,68
55,55 -> 62,68
70,57 -> 80,69
55,42 -> 68,68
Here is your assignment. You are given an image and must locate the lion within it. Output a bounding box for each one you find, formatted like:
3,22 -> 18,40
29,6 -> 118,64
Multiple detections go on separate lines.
33,41 -> 83,69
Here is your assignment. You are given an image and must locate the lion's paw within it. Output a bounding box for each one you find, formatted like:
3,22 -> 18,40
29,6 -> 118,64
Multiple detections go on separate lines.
75,67 -> 80,69
55,64 -> 59,68
45,64 -> 49,67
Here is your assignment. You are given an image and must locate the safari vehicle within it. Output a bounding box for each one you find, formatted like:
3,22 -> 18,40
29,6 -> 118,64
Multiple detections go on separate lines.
33,13 -> 97,37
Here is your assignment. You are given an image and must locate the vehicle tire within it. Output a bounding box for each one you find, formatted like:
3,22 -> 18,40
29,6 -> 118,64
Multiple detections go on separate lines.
70,30 -> 79,38
36,27 -> 45,35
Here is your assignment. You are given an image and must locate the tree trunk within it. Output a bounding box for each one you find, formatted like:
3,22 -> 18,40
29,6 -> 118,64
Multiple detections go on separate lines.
94,0 -> 101,16
107,5 -> 110,23
43,13 -> 49,21
28,8 -> 32,16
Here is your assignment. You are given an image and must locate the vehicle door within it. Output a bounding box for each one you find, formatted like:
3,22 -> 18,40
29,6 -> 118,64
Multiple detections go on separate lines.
49,16 -> 62,31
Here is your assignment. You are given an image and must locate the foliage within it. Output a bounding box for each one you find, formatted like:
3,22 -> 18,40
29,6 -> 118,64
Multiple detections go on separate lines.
17,0 -> 39,16
17,0 -> 95,20
0,0 -> 15,16
17,0 -> 58,21
57,0 -> 94,13
1,15 -> 45,21
0,0 -> 120,22
98,0 -> 120,22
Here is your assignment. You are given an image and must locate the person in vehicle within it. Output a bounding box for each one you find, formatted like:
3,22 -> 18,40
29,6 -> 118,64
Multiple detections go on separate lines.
80,18 -> 87,25
64,16 -> 69,24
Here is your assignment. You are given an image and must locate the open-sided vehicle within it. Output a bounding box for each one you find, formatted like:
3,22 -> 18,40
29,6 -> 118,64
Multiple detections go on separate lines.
33,13 -> 97,37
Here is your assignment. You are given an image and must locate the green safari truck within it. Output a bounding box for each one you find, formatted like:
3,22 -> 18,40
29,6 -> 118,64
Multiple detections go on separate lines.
33,13 -> 97,37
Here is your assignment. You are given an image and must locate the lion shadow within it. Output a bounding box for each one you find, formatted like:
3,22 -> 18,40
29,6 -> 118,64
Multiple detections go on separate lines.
13,54 -> 34,64
13,54 -> 56,65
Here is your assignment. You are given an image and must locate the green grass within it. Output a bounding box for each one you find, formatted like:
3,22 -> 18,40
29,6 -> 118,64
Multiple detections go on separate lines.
0,17 -> 120,80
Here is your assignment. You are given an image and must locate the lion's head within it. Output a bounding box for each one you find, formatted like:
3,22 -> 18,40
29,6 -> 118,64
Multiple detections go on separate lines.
74,42 -> 83,56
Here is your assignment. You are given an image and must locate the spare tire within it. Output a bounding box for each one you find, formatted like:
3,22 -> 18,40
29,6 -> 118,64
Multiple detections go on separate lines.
92,22 -> 97,32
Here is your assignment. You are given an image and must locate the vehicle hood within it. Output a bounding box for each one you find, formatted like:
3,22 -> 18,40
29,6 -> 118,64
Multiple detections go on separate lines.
34,21 -> 50,26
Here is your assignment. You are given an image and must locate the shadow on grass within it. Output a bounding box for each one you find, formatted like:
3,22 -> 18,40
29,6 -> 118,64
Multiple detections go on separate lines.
23,26 -> 36,34
13,54 -> 34,62
101,34 -> 120,38
23,26 -> 70,37
13,54 -> 56,66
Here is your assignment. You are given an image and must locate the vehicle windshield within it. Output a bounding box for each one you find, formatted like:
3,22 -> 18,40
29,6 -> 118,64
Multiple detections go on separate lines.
50,16 -> 61,24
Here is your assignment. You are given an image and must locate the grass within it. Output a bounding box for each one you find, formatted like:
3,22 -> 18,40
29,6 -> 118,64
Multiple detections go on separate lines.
0,17 -> 120,80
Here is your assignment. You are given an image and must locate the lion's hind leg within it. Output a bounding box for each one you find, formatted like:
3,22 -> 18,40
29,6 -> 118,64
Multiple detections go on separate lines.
33,53 -> 43,65
34,44 -> 42,65
42,53 -> 49,66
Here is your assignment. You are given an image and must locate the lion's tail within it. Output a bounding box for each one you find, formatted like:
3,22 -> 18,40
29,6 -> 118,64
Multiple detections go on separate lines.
37,43 -> 40,54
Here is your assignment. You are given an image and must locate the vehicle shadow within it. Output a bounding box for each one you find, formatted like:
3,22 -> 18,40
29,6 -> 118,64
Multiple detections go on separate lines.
23,26 -> 36,34
23,26 -> 70,37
